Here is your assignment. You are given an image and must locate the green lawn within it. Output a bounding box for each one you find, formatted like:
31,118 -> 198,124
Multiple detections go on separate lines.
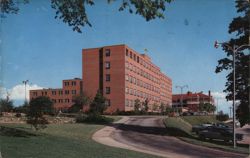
0,123 -> 159,158
180,115 -> 219,126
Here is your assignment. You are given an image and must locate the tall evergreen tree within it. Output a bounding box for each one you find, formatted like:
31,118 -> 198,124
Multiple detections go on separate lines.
215,0 -> 250,126
89,90 -> 107,115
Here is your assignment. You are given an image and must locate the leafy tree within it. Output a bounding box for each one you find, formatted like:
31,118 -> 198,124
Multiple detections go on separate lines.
216,110 -> 229,121
152,103 -> 158,112
134,99 -> 141,113
0,98 -> 14,112
215,0 -> 250,126
142,98 -> 149,112
89,90 -> 107,115
27,96 -> 54,130
159,102 -> 166,114
69,92 -> 90,113
0,0 -> 173,33
198,103 -> 216,113
165,106 -> 173,115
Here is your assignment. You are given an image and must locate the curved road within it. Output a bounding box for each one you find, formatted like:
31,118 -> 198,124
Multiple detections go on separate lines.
111,116 -> 248,158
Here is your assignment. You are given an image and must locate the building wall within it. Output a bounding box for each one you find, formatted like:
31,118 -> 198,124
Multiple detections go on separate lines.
124,46 -> 172,111
102,45 -> 126,113
83,44 -> 172,113
82,48 -> 100,98
172,91 -> 215,112
29,78 -> 82,110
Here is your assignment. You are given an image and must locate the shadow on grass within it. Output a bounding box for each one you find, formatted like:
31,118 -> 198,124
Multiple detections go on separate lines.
0,126 -> 38,137
112,123 -> 249,149
76,115 -> 114,125
112,123 -> 168,135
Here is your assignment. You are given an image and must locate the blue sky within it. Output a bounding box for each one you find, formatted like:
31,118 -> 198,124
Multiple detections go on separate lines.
0,0 -> 237,114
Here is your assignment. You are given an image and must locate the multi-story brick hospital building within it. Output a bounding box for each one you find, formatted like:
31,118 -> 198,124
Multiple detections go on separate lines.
30,44 -> 172,113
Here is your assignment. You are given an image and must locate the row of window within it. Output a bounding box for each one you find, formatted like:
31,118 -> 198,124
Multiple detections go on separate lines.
125,75 -> 160,93
64,81 -> 77,86
125,99 -> 135,107
125,62 -> 160,84
51,99 -> 71,103
33,90 -> 77,96
125,87 -> 160,102
125,49 -> 160,75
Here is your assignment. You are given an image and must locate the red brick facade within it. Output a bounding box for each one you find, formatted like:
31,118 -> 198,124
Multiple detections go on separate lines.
30,44 -> 172,113
83,44 -> 172,113
29,78 -> 82,111
172,91 -> 215,112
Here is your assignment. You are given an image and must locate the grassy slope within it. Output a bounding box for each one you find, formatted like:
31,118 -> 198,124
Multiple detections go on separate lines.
0,123 -> 159,158
180,115 -> 219,126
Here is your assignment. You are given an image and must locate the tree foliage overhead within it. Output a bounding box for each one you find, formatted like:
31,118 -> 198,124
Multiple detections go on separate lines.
215,0 -> 250,126
0,0 -> 172,33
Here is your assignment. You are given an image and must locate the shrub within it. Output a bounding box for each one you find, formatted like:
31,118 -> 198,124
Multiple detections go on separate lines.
15,113 -> 22,117
76,114 -> 114,124
216,114 -> 229,121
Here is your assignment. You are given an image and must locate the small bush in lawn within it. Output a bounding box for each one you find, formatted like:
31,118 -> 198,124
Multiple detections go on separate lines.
15,113 -> 22,117
75,113 -> 87,122
216,111 -> 229,121
76,114 -> 114,124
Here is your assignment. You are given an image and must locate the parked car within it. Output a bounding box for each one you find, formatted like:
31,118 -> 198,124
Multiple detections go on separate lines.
192,123 -> 212,134
198,126 -> 243,142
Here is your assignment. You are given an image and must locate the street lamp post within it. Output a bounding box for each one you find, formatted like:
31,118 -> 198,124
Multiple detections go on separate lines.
176,85 -> 188,113
214,40 -> 250,148
22,80 -> 29,103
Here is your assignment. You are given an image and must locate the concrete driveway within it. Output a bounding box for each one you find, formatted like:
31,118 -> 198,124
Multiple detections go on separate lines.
93,116 -> 248,158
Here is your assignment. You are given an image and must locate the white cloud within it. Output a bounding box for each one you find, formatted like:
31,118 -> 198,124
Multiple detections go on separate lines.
0,84 -> 44,101
211,91 -> 233,115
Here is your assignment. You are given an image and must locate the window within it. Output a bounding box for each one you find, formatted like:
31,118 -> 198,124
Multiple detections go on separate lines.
105,99 -> 111,106
65,99 -> 70,103
72,81 -> 76,86
133,54 -> 136,61
33,92 -> 37,96
137,56 -> 139,63
106,74 -> 110,81
125,87 -> 129,94
125,75 -> 129,81
125,99 -> 129,107
64,82 -> 69,86
129,89 -> 133,95
72,90 -> 76,94
65,90 -> 69,95
58,99 -> 63,103
125,62 -> 129,69
44,92 -> 47,95
59,91 -> 63,95
105,87 -> 111,94
105,62 -> 110,69
126,49 -> 128,56
52,91 -> 56,95
105,49 -> 111,57
130,52 -> 132,58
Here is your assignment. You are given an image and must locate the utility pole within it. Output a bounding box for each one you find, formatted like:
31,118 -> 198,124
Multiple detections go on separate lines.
214,40 -> 250,148
175,85 -> 188,113
22,80 -> 29,103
